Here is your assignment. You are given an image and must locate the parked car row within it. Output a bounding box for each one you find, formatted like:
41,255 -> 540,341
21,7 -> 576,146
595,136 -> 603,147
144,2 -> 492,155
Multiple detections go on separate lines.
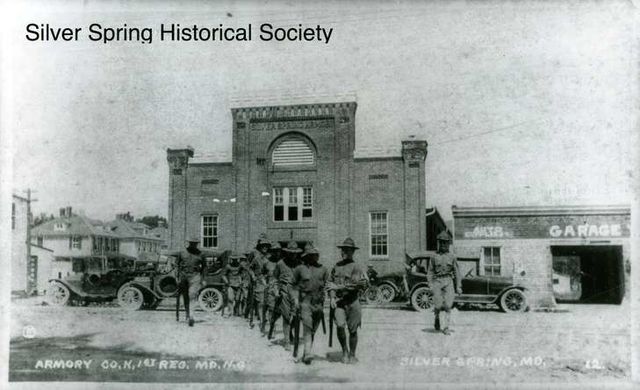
46,252 -> 229,313
365,251 -> 528,313
46,251 -> 527,314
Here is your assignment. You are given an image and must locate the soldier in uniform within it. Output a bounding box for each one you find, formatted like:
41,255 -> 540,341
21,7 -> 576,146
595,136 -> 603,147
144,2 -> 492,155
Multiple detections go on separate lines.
272,241 -> 302,351
174,237 -> 207,327
246,234 -> 271,328
427,231 -> 462,335
262,242 -> 281,336
222,253 -> 245,317
327,237 -> 369,364
292,244 -> 328,364
239,256 -> 251,318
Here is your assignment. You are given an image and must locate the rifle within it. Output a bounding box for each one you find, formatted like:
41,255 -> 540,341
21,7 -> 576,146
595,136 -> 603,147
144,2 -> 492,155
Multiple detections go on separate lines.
292,310 -> 301,358
247,280 -> 255,326
321,311 -> 326,335
328,306 -> 335,347
268,294 -> 283,340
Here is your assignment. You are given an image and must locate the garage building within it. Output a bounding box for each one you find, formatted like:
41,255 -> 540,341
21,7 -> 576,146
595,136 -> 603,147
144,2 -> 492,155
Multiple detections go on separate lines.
452,205 -> 630,308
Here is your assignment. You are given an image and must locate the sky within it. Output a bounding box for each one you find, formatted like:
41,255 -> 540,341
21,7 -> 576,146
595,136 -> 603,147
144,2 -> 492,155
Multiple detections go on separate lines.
4,0 -> 638,222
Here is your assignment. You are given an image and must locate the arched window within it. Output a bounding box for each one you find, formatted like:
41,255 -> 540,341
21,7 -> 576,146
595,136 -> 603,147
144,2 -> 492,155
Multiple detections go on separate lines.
271,137 -> 315,167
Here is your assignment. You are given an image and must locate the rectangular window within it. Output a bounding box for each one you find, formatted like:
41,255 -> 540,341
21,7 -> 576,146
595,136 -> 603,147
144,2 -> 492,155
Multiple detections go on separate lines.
302,187 -> 313,219
273,186 -> 313,222
201,215 -> 218,248
287,188 -> 298,221
483,247 -> 501,276
370,212 -> 388,257
12,203 -> 15,230
71,235 -> 82,250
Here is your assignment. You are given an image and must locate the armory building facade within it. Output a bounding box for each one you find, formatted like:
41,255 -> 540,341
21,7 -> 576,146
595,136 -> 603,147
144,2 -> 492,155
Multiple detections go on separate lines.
167,101 -> 428,272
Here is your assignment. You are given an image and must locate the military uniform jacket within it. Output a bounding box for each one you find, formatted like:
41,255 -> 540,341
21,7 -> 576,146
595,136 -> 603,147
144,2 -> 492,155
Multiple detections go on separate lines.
329,260 -> 368,303
247,250 -> 268,286
175,249 -> 205,277
427,252 -> 461,289
262,259 -> 279,287
292,263 -> 328,304
273,260 -> 296,288
224,263 -> 244,287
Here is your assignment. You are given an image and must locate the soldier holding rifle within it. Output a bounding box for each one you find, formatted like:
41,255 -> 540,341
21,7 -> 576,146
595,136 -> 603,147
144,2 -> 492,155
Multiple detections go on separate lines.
326,238 -> 369,364
174,237 -> 206,327
222,253 -> 245,317
271,241 -> 302,351
263,242 -> 281,336
246,234 -> 271,329
427,231 -> 462,335
291,244 -> 328,364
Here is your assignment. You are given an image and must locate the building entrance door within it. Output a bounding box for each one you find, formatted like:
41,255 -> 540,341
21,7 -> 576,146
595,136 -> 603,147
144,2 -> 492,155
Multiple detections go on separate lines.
551,245 -> 624,304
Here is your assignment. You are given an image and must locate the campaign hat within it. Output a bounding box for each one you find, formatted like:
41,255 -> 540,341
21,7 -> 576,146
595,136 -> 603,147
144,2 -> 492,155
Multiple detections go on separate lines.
337,237 -> 359,250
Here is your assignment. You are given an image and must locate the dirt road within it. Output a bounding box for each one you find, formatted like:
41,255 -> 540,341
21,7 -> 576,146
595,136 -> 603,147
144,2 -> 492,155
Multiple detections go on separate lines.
8,297 -> 631,385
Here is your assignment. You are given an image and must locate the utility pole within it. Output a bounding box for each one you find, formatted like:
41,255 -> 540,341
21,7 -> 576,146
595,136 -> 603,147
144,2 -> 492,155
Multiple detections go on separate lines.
24,188 -> 38,295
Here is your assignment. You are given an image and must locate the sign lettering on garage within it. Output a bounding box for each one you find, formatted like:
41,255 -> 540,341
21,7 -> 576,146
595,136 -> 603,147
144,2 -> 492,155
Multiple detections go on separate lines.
455,214 -> 630,240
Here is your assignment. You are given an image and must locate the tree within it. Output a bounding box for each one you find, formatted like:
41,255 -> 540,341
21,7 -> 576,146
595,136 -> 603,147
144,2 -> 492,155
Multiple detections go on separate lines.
32,213 -> 55,227
136,215 -> 167,229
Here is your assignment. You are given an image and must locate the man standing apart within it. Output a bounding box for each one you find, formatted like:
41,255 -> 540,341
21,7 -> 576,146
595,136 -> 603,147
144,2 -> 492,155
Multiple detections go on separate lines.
327,238 -> 368,364
292,244 -> 328,364
175,237 -> 206,327
247,234 -> 271,328
427,232 -> 462,335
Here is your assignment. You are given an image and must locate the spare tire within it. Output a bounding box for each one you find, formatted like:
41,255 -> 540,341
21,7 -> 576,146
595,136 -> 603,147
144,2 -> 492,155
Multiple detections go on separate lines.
157,275 -> 178,297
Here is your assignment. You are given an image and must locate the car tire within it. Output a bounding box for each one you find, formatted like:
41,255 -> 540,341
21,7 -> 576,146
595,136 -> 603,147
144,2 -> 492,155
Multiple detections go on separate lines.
198,287 -> 224,312
411,286 -> 434,312
500,289 -> 527,313
364,286 -> 379,304
376,282 -> 396,303
117,285 -> 145,310
47,282 -> 71,306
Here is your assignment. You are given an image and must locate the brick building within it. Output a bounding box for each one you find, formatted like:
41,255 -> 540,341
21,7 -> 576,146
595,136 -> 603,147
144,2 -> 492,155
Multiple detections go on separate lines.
452,205 -> 631,308
167,100 -> 428,272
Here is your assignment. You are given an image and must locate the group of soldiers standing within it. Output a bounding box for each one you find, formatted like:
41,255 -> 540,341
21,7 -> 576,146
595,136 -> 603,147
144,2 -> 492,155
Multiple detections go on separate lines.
173,232 -> 461,364
175,234 -> 369,365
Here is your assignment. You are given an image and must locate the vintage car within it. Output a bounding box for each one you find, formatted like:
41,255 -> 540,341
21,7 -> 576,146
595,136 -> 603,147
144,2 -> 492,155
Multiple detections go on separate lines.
364,265 -> 407,304
46,255 -> 138,306
116,250 -> 230,312
405,252 -> 528,313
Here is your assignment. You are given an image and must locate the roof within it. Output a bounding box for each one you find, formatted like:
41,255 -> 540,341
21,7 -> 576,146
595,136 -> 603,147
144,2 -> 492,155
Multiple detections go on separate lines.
105,219 -> 163,241
229,91 -> 357,109
32,215 -> 120,238
190,152 -> 233,164
452,205 -> 631,218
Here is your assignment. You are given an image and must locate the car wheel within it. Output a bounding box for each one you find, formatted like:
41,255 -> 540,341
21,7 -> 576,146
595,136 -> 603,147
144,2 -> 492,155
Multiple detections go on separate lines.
47,282 -> 71,306
198,287 -> 224,312
364,286 -> 379,304
376,283 -> 396,303
117,286 -> 145,310
500,289 -> 527,313
411,287 -> 433,312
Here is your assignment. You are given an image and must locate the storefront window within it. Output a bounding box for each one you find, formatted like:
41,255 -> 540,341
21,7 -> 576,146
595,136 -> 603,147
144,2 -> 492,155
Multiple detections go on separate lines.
483,247 -> 501,276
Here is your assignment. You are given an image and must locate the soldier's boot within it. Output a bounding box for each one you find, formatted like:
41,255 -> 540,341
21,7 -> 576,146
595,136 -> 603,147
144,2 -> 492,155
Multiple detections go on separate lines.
441,311 -> 450,335
337,327 -> 350,364
348,331 -> 359,364
434,310 -> 441,331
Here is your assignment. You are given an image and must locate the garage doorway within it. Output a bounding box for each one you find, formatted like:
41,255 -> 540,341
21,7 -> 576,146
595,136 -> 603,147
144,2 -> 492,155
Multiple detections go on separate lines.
551,245 -> 624,304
